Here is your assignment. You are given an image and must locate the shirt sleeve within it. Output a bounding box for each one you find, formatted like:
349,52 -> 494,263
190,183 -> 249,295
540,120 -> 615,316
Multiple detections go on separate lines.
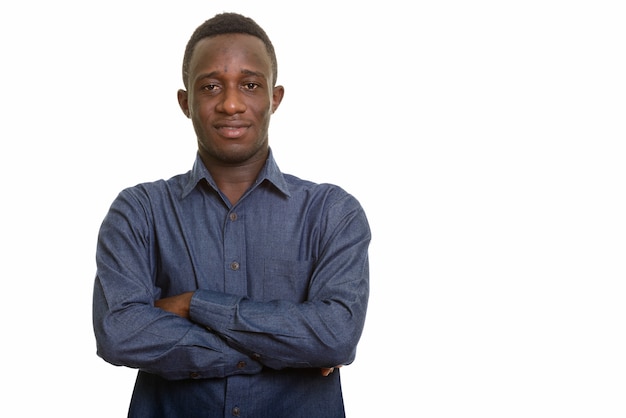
189,191 -> 371,370
92,189 -> 262,380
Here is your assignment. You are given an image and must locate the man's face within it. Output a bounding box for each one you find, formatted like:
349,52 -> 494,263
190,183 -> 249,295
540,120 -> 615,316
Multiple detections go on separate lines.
179,33 -> 284,166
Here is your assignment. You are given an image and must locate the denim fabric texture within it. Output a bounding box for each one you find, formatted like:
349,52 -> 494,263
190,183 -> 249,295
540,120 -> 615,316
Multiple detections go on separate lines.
93,150 -> 371,417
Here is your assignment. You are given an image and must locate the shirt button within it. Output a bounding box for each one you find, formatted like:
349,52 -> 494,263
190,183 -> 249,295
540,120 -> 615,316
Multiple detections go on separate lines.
229,212 -> 238,221
237,361 -> 246,369
230,261 -> 240,271
189,372 -> 200,379
232,406 -> 241,416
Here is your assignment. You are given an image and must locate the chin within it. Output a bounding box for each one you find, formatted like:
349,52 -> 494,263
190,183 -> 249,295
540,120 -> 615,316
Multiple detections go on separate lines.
217,146 -> 264,165
199,138 -> 267,165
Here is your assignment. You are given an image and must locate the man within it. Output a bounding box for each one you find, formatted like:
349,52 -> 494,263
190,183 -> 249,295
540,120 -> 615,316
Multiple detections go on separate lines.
93,12 -> 370,417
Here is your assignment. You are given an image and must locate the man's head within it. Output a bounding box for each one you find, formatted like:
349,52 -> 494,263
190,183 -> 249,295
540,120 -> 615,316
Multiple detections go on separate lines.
181,12 -> 279,89
177,13 -> 284,167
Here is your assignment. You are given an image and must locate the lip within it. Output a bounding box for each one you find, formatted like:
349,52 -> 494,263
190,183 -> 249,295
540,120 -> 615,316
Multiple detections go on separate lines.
214,121 -> 250,139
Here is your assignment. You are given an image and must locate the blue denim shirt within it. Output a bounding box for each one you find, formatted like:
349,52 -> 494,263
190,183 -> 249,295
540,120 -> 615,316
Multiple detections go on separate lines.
93,150 -> 371,417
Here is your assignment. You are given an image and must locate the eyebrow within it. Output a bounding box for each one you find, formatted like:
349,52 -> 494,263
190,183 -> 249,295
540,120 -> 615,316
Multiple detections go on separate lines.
240,69 -> 265,78
195,68 -> 266,83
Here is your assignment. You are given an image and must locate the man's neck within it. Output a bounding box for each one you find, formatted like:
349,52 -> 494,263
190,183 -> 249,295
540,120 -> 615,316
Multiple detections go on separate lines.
201,153 -> 267,206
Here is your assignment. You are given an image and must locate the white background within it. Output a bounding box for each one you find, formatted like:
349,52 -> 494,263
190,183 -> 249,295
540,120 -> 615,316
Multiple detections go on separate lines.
1,1 -> 625,417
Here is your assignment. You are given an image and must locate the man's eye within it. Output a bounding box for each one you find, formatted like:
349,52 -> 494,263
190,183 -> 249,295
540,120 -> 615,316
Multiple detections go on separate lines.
202,84 -> 218,91
244,83 -> 259,91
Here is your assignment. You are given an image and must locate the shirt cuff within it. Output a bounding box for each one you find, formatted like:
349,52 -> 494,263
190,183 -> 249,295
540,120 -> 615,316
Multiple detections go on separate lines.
189,289 -> 241,331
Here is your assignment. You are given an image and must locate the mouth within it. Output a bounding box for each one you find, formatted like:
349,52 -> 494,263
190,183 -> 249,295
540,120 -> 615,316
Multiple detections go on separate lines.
215,121 -> 250,139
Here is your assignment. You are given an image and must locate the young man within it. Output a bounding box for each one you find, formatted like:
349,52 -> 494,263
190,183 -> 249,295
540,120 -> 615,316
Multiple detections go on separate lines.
93,12 -> 370,417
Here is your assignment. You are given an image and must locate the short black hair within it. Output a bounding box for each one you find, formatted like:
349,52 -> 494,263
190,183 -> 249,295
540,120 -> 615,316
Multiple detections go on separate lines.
181,12 -> 278,89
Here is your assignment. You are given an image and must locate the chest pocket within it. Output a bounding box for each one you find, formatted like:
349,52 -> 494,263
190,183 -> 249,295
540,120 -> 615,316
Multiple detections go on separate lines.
263,259 -> 314,302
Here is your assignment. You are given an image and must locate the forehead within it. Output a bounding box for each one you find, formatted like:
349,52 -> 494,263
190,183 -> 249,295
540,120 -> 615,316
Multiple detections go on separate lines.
189,33 -> 271,79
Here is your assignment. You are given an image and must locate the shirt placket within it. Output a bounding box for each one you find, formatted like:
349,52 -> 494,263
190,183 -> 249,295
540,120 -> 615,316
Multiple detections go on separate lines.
223,205 -> 249,416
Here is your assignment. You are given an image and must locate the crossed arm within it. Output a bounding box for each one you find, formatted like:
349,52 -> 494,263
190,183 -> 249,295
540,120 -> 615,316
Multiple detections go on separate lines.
155,292 -> 341,376
94,186 -> 370,380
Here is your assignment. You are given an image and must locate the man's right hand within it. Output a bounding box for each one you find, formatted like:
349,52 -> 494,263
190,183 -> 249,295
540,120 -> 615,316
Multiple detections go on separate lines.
320,365 -> 342,376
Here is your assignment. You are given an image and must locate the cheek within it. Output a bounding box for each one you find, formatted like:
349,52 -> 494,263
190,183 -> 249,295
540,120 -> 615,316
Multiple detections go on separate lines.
191,100 -> 214,122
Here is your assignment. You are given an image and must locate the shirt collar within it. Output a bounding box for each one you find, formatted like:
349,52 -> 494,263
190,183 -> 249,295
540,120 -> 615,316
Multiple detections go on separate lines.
181,148 -> 291,199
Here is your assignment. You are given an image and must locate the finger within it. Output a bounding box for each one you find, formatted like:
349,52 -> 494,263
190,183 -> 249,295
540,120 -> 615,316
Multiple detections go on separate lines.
320,367 -> 334,376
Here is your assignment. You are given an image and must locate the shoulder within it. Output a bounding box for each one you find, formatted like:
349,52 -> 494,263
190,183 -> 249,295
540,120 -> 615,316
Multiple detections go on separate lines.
120,171 -> 189,197
281,174 -> 371,242
283,173 -> 366,215
113,171 -> 190,210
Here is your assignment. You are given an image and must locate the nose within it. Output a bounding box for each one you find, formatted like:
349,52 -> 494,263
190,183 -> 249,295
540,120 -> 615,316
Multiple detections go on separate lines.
217,86 -> 246,115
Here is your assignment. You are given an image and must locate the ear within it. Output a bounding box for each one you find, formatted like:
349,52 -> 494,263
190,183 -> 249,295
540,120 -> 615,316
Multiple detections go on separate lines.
177,89 -> 190,118
271,85 -> 285,114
